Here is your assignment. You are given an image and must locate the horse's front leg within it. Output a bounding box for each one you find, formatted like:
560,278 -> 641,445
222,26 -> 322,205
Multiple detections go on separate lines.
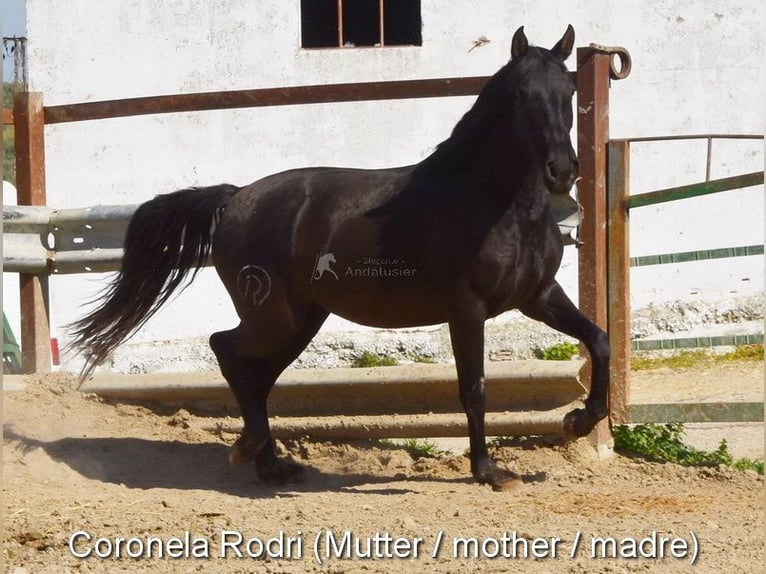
520,281 -> 610,437
449,314 -> 521,491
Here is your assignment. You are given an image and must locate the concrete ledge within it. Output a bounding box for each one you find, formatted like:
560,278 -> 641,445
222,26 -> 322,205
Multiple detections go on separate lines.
235,408 -> 575,440
79,360 -> 586,416
2,376 -> 27,392
628,402 -> 764,423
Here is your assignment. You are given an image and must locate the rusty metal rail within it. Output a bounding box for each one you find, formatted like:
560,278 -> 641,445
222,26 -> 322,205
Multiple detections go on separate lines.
43,77 -> 496,124
626,133 -> 764,182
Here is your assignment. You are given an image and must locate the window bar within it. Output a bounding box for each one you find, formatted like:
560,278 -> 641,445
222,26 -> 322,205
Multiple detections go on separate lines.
337,0 -> 344,47
379,0 -> 385,47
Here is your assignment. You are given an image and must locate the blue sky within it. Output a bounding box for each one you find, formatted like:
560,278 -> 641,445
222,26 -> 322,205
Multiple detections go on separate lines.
3,0 -> 27,81
2,0 -> 26,35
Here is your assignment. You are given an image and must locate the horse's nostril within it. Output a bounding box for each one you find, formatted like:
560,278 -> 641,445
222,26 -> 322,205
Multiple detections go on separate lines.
545,162 -> 557,182
547,157 -> 578,184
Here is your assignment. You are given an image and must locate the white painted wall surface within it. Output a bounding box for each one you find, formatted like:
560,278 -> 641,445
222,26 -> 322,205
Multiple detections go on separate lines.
14,0 -> 765,355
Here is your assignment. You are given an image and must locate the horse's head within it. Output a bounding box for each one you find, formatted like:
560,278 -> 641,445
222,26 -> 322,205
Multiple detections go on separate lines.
507,25 -> 578,195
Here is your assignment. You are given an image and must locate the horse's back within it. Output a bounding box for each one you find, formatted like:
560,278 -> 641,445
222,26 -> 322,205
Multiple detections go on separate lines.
237,165 -> 411,202
211,165 -> 414,300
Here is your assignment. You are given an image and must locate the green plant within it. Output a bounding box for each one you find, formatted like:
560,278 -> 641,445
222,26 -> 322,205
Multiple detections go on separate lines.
631,351 -> 708,371
351,351 -> 398,368
535,341 -> 579,361
613,423 -> 763,474
731,458 -> 764,474
378,438 -> 447,459
631,345 -> 764,371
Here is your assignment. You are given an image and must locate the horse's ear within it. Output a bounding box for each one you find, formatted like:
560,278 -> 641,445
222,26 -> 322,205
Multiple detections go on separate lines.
551,25 -> 575,60
511,26 -> 528,59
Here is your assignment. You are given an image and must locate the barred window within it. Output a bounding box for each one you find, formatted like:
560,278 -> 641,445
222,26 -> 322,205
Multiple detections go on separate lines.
301,0 -> 422,49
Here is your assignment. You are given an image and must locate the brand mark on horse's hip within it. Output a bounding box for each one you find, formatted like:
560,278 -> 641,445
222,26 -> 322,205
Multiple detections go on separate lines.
236,265 -> 272,306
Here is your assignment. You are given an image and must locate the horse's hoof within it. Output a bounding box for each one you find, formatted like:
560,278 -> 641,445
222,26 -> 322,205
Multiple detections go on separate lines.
490,471 -> 523,492
476,462 -> 522,492
228,434 -> 265,465
562,408 -> 597,439
256,457 -> 306,484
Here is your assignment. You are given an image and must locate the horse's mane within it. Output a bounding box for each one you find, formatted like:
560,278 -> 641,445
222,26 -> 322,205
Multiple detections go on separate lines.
366,46 -> 560,219
429,46 -> 559,164
433,66 -> 510,159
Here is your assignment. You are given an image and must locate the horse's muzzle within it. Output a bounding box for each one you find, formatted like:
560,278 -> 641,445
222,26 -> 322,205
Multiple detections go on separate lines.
544,155 -> 579,195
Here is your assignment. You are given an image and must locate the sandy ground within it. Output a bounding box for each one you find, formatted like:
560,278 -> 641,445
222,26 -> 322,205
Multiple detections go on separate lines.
3,363 -> 763,573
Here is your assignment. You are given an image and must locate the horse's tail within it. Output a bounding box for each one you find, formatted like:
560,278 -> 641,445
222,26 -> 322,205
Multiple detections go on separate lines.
68,184 -> 240,379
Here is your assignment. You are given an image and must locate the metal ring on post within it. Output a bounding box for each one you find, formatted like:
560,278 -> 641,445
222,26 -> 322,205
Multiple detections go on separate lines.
588,44 -> 632,80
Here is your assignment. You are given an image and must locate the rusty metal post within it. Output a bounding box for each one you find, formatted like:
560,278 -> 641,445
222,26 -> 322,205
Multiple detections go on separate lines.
576,47 -> 612,451
576,48 -> 611,328
607,140 -> 631,423
14,91 -> 52,373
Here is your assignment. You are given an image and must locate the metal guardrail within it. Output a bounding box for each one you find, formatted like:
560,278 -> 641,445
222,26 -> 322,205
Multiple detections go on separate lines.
3,204 -> 136,274
3,199 -> 584,274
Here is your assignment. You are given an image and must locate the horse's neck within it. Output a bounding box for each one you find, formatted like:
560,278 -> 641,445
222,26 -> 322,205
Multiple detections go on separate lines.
420,131 -> 543,212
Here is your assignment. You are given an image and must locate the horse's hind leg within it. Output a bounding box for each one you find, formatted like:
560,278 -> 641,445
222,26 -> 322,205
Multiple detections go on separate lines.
210,305 -> 328,482
520,281 -> 610,437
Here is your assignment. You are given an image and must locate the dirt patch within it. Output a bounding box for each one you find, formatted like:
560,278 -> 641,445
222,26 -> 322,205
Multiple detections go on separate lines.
3,371 -> 763,573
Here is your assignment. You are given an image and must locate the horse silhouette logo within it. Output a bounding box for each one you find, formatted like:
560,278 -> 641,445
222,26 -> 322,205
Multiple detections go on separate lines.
311,252 -> 339,282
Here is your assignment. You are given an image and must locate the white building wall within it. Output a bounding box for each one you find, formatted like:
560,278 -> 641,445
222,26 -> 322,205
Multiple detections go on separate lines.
17,0 -> 765,354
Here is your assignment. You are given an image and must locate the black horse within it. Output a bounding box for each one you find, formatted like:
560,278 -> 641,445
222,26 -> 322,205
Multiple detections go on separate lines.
70,26 -> 609,491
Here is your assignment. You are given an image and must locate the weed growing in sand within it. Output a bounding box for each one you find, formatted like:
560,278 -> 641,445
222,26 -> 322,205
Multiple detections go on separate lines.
613,422 -> 763,475
631,344 -> 763,371
351,351 -> 399,368
378,438 -> 448,459
535,341 -> 579,361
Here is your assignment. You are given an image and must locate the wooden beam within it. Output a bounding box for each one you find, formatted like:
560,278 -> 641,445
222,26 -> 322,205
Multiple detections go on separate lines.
607,140 -> 631,424
14,92 -> 52,374
43,77 -> 494,124
576,47 -> 613,454
576,48 -> 610,330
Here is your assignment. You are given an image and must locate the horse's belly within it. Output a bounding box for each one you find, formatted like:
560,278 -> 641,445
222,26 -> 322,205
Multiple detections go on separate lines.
309,272 -> 448,328
333,307 -> 445,329
471,254 -> 557,317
